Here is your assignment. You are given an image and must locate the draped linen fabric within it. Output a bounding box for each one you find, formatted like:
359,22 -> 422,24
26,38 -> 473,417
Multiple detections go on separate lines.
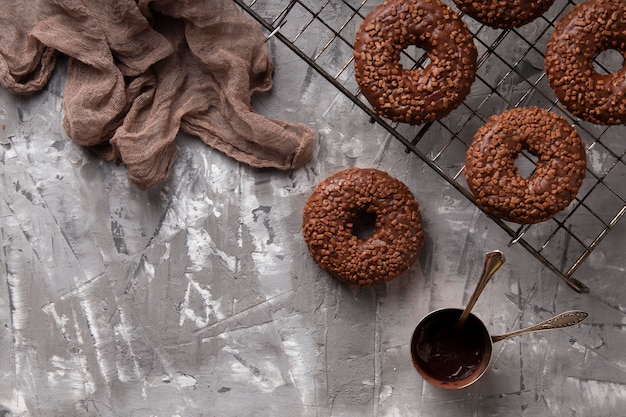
0,0 -> 315,189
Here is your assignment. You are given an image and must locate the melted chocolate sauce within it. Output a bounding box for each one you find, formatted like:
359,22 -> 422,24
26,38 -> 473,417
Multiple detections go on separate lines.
411,309 -> 489,383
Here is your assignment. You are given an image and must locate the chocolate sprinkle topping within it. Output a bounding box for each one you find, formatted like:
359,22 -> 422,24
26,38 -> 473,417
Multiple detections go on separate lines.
453,0 -> 556,29
464,107 -> 587,224
545,0 -> 626,125
302,168 -> 425,286
353,0 -> 477,125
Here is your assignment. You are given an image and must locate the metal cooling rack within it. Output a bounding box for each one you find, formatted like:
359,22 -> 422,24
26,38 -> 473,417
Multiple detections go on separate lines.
233,0 -> 626,294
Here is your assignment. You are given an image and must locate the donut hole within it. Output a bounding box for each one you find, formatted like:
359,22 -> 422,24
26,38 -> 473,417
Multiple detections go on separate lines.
352,210 -> 378,240
400,44 -> 431,70
593,49 -> 625,75
514,152 -> 538,179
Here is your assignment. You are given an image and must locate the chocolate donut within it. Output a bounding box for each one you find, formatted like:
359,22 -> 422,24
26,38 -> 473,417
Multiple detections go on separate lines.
464,107 -> 587,224
453,0 -> 556,29
545,0 -> 626,125
353,0 -> 477,125
302,168 -> 424,286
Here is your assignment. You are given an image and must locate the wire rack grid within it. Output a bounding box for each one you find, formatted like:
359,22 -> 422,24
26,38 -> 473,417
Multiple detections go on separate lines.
233,0 -> 626,294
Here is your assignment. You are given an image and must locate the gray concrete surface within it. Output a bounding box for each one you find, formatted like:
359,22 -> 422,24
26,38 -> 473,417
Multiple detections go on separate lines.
1,0 -> 625,416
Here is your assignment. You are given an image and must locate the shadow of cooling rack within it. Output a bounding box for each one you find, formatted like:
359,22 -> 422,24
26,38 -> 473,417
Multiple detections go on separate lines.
233,0 -> 626,294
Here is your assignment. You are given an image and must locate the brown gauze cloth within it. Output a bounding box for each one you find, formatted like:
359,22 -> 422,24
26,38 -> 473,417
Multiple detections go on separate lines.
0,0 -> 315,189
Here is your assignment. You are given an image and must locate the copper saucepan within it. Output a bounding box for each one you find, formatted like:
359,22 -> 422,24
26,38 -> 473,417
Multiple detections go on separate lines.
410,308 -> 589,389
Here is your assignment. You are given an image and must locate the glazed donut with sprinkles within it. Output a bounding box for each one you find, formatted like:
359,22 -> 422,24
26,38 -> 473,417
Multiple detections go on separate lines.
453,0 -> 556,29
464,107 -> 587,224
353,0 -> 477,125
302,168 -> 425,286
545,0 -> 626,125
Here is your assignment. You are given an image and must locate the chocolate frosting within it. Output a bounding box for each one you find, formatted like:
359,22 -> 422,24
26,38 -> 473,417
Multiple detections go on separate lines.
353,0 -> 477,125
453,0 -> 556,29
302,168 -> 424,285
411,309 -> 491,387
545,0 -> 626,125
464,107 -> 587,224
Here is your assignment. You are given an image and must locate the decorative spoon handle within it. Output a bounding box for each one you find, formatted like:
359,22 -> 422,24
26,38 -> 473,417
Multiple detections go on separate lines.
491,310 -> 589,343
455,250 -> 505,330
